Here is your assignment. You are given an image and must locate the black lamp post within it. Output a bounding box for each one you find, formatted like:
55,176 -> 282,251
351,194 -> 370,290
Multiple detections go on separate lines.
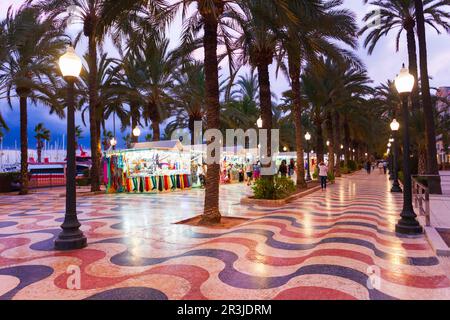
390,120 -> 402,193
394,65 -> 423,235
55,46 -> 87,250
305,132 -> 312,181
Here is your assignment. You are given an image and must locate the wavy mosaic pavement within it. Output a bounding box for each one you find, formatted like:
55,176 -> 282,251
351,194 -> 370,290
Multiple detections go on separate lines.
0,172 -> 449,300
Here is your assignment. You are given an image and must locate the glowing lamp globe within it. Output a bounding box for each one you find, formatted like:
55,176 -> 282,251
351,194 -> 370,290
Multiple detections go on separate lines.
390,119 -> 400,132
388,142 -> 392,148
133,126 -> 141,137
257,117 -> 263,129
395,66 -> 415,94
110,137 -> 117,147
326,140 -> 330,147
59,46 -> 82,78
305,132 -> 311,141
283,146 -> 288,152
340,145 -> 344,150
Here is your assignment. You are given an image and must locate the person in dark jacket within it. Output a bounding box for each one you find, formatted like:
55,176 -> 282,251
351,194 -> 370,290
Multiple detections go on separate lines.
279,160 -> 288,177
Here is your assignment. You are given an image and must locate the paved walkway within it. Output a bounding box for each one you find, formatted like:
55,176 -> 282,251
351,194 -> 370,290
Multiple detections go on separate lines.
0,172 -> 449,300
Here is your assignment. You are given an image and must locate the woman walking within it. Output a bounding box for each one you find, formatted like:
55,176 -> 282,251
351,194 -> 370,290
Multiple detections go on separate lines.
318,161 -> 329,191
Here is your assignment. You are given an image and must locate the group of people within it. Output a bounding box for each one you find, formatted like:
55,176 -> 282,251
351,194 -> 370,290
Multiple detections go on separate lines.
365,160 -> 388,175
279,159 -> 330,191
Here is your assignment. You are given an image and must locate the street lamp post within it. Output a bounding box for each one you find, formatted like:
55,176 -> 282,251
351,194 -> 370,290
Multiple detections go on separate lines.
390,120 -> 402,193
55,46 -> 87,250
394,65 -> 422,235
305,132 -> 312,181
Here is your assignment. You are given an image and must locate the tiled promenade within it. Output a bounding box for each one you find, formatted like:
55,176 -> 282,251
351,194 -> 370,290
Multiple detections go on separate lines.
0,172 -> 449,300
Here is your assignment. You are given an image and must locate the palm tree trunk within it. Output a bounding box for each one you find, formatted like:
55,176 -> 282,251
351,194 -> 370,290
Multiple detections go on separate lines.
131,103 -> 138,143
199,16 -> 221,225
418,145 -> 427,175
343,115 -> 351,166
414,0 -> 442,194
19,96 -> 28,195
333,112 -> 342,177
316,119 -> 324,163
405,23 -> 420,111
151,121 -> 160,141
189,116 -> 195,146
37,140 -> 42,163
326,112 -> 335,176
288,57 -> 306,189
257,60 -> 273,181
96,117 -> 102,183
88,34 -> 100,192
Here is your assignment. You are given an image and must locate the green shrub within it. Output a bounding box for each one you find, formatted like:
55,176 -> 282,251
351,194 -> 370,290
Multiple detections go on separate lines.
252,176 -> 296,200
312,167 -> 319,179
0,172 -> 20,192
0,172 -> 20,181
328,171 -> 336,183
76,177 -> 91,186
347,160 -> 357,172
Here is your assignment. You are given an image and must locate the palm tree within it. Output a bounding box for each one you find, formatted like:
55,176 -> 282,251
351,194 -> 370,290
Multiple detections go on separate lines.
34,123 -> 51,163
38,0 -> 115,192
75,125 -> 83,150
414,0 -> 448,194
0,4 -> 66,195
275,0 -> 360,188
360,0 -> 450,112
236,0 -> 296,181
169,61 -> 205,145
134,37 -> 176,141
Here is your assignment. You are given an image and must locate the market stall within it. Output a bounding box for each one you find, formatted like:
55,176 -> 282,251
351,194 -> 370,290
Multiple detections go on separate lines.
104,140 -> 192,194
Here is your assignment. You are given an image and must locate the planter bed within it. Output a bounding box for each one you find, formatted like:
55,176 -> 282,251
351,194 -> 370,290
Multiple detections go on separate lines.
241,181 -> 323,207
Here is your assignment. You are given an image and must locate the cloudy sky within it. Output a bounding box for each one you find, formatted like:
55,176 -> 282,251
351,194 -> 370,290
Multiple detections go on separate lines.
0,0 -> 449,149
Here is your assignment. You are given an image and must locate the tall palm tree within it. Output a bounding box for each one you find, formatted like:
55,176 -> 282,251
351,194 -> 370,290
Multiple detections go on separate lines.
360,0 -> 450,112
34,123 -> 51,163
100,0 -> 243,224
169,61 -> 205,145
134,37 -> 176,141
38,0 -> 115,192
235,0 -> 296,181
414,0 -> 448,194
276,0 -> 360,188
0,4 -> 66,195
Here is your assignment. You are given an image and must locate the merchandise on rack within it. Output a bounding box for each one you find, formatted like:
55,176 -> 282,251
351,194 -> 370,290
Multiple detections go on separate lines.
104,141 -> 192,194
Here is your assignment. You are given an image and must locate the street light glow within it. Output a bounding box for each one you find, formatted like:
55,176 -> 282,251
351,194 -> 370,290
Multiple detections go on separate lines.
305,132 -> 311,141
59,46 -> 82,78
395,65 -> 415,94
390,119 -> 400,132
133,126 -> 141,137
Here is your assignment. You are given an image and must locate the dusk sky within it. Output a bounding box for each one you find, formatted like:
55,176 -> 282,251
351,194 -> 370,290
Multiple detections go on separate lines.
0,0 -> 449,150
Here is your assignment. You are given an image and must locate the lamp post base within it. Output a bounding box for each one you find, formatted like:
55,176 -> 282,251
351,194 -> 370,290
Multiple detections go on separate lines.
391,184 -> 402,193
395,211 -> 423,235
55,230 -> 87,251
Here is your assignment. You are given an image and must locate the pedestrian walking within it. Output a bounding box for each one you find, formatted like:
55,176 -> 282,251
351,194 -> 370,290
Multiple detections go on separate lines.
318,161 -> 329,190
278,160 -> 288,177
245,160 -> 253,186
366,161 -> 372,174
378,161 -> 384,174
253,161 -> 261,180
383,161 -> 388,175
